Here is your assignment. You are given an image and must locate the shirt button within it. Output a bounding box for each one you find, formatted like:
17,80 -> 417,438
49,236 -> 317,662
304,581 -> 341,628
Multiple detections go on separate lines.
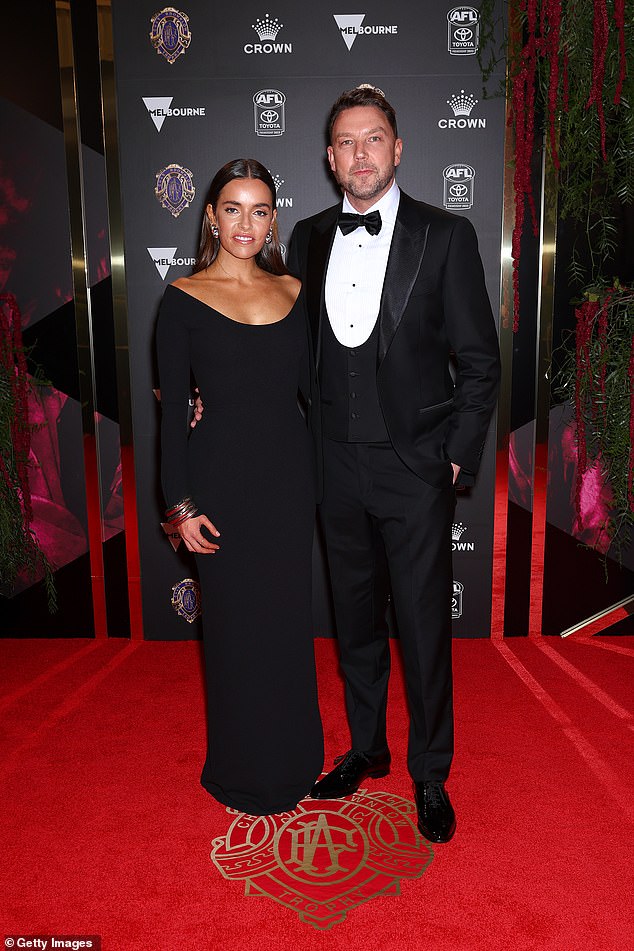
350,392 -> 357,398
349,349 -> 356,356
349,371 -> 358,377
351,412 -> 359,419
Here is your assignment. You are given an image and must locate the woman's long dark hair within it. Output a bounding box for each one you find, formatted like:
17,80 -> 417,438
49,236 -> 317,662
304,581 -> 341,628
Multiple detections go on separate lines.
193,159 -> 288,276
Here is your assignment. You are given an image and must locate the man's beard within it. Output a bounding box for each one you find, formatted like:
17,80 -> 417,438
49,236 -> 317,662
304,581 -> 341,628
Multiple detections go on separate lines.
340,166 -> 394,202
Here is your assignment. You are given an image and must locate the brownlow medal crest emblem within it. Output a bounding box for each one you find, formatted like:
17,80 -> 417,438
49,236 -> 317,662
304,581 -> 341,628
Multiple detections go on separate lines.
149,7 -> 191,64
210,789 -> 433,929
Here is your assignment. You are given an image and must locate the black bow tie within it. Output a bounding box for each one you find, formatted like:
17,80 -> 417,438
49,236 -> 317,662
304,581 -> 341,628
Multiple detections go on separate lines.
337,210 -> 382,236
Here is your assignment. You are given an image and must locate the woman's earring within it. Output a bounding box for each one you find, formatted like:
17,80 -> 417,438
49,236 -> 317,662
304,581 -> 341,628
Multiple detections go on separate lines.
265,228 -> 273,245
211,223 -> 219,238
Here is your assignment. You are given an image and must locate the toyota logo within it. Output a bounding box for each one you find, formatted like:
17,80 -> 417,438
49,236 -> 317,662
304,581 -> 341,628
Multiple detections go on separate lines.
449,184 -> 468,197
454,27 -> 473,41
261,110 -> 279,123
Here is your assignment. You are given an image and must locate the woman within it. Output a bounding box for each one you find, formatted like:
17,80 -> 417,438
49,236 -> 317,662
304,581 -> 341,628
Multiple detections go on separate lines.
156,159 -> 323,815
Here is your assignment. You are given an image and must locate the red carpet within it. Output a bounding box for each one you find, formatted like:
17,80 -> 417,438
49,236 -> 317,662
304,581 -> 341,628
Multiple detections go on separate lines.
1,635 -> 633,950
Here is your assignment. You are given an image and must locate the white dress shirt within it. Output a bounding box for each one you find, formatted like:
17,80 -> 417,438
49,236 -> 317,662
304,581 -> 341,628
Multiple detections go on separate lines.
325,181 -> 400,347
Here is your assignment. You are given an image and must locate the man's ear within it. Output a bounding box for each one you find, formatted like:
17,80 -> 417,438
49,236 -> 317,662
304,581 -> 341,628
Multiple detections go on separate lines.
394,138 -> 403,169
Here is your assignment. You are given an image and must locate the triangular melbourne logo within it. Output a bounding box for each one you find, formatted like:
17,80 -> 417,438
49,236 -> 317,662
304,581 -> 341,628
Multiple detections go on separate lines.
142,96 -> 173,131
161,522 -> 182,552
333,14 -> 365,50
147,247 -> 177,280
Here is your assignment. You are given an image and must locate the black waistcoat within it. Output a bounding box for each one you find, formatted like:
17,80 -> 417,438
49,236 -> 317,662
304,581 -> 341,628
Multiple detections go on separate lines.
319,314 -> 389,442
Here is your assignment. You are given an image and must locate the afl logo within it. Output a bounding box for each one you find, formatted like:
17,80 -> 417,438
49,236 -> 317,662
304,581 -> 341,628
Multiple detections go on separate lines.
452,580 -> 464,619
211,790 -> 433,929
443,164 -> 475,210
253,89 -> 286,136
447,6 -> 479,55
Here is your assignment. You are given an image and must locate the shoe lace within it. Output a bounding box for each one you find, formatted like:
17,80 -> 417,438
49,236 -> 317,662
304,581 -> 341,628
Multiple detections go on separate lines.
333,750 -> 367,775
424,783 -> 444,808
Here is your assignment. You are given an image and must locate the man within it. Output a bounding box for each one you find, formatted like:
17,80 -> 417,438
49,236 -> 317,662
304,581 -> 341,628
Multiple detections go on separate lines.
286,85 -> 500,843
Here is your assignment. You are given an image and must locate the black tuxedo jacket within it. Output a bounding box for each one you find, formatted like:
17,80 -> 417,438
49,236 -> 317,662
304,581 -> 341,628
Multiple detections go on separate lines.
288,190 -> 501,493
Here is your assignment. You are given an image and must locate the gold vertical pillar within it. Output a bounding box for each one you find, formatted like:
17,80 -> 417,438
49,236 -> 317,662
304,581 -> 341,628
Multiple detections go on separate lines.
491,85 -> 516,639
55,0 -> 107,636
96,0 -> 144,637
528,139 -> 557,636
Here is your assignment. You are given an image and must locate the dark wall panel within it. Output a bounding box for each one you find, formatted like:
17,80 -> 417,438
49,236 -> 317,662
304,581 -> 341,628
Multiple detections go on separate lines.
111,1 -> 506,639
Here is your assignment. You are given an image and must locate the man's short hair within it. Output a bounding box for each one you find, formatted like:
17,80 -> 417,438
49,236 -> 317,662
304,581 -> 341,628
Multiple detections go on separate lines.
327,85 -> 398,143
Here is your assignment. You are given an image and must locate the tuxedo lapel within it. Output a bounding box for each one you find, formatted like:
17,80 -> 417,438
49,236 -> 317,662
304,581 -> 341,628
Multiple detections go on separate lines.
378,193 -> 429,365
305,205 -> 339,367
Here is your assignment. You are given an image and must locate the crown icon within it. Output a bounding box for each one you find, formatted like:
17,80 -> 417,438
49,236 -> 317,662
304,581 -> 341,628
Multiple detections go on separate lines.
252,13 -> 283,40
447,91 -> 478,116
451,522 -> 467,541
356,82 -> 386,98
270,172 -> 285,192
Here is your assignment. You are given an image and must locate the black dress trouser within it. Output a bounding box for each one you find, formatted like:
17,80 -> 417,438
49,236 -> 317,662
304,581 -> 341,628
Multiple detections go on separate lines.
319,438 -> 456,783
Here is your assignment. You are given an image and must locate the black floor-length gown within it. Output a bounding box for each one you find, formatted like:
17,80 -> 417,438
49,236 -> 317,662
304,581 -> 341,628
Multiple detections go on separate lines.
157,283 -> 323,815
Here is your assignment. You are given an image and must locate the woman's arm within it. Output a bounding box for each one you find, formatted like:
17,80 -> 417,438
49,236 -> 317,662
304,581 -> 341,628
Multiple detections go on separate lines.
156,287 -> 219,553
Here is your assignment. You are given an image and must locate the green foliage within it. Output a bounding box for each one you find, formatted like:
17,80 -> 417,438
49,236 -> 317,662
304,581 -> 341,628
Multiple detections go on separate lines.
557,7 -> 634,283
476,0 -> 508,93
479,3 -> 634,554
480,1 -> 634,288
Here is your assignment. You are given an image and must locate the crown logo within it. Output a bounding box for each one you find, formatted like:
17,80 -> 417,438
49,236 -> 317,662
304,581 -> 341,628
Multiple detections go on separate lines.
270,172 -> 285,192
252,13 -> 283,40
357,82 -> 386,98
451,522 -> 467,541
447,90 -> 478,116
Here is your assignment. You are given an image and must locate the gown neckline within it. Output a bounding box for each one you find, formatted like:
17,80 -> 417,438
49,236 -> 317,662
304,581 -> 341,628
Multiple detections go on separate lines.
168,282 -> 300,326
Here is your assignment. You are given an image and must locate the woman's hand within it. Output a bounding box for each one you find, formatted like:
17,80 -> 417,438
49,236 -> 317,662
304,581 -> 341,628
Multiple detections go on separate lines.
190,388 -> 204,428
177,514 -> 220,554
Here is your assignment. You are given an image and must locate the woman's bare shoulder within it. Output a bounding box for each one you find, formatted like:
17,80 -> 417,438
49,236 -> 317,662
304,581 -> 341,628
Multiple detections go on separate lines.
277,273 -> 301,294
171,273 -> 206,291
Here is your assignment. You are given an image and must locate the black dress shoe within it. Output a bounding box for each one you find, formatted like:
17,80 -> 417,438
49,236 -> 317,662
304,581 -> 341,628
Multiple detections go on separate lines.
414,781 -> 456,843
310,750 -> 390,799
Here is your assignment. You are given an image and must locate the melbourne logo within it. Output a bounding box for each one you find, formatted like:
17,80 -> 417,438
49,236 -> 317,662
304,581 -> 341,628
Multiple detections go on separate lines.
154,165 -> 195,217
447,6 -> 479,55
147,247 -> 196,280
333,14 -> 398,51
244,13 -> 292,53
253,89 -> 286,136
452,521 -> 475,552
452,580 -> 464,619
161,521 -> 182,551
149,7 -> 191,64
443,164 -> 475,210
142,96 -> 205,132
438,91 -> 486,130
211,791 -> 432,929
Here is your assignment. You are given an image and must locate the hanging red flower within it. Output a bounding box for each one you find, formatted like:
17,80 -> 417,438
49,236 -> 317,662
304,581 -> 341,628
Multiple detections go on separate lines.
501,0 -> 631,332
586,0 -> 609,160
